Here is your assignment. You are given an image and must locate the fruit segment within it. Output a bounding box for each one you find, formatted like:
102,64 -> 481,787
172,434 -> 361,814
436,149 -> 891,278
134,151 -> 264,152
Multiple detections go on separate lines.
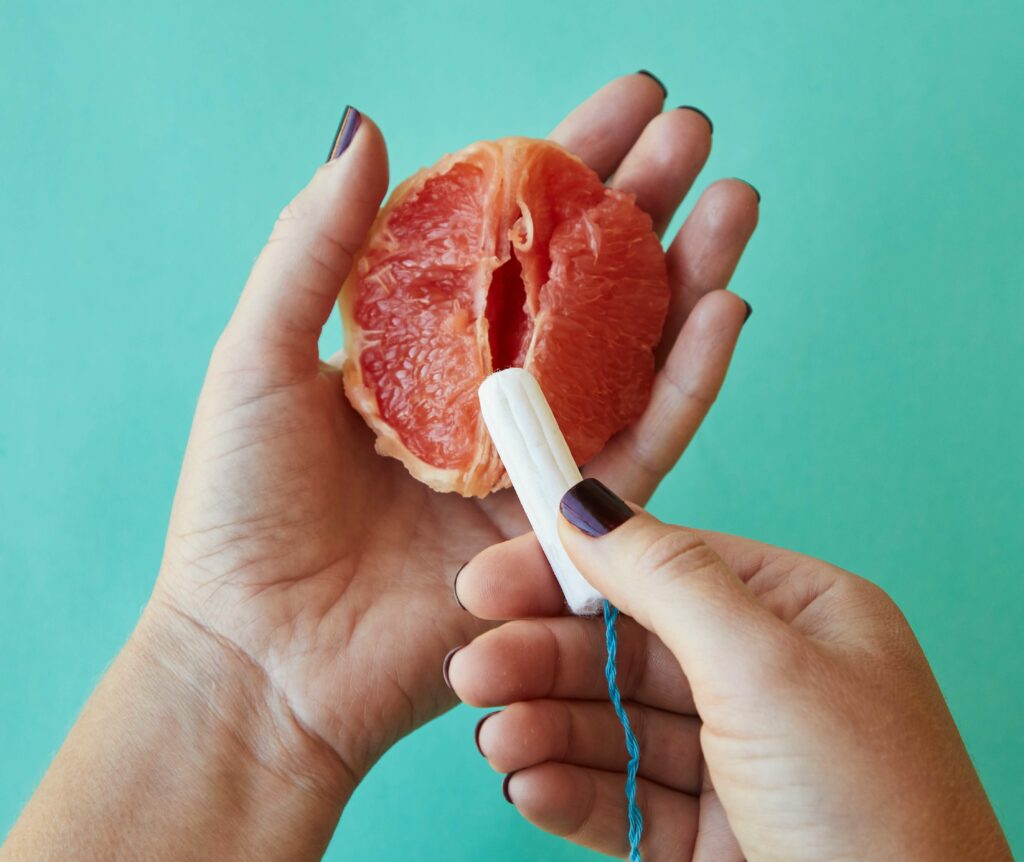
478,368 -> 604,616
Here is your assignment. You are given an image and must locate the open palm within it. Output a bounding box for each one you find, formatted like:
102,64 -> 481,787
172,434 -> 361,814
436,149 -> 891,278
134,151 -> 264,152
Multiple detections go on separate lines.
153,74 -> 759,790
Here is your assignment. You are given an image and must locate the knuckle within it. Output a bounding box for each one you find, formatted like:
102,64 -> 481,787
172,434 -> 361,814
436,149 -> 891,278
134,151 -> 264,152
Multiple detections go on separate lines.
845,574 -> 902,622
858,578 -> 913,648
271,200 -> 302,241
636,528 -> 719,584
829,573 -> 916,657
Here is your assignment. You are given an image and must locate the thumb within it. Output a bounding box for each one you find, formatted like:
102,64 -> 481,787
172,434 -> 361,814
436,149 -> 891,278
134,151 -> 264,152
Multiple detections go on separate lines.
223,107 -> 389,369
557,478 -> 792,696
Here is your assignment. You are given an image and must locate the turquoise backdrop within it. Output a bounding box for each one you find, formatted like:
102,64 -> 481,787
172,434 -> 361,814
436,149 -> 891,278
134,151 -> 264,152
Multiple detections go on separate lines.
2,1 -> 1021,858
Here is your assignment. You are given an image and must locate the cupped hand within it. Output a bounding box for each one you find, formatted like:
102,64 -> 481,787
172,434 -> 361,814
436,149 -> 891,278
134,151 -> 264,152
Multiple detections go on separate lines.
151,74 -> 759,799
450,483 -> 1012,861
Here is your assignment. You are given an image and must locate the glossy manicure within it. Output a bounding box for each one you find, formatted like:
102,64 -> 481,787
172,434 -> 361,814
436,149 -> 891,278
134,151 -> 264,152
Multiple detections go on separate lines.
637,69 -> 667,98
743,300 -> 753,322
326,105 -> 361,162
678,105 -> 713,134
442,646 -> 462,690
559,478 -> 635,538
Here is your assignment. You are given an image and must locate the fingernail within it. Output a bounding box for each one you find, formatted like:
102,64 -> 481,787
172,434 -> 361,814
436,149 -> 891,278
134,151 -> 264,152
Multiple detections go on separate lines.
453,563 -> 468,611
739,178 -> 761,203
475,711 -> 498,755
442,646 -> 462,690
636,69 -> 667,99
743,300 -> 753,322
559,478 -> 634,538
326,105 -> 361,162
502,771 -> 518,804
677,105 -> 713,134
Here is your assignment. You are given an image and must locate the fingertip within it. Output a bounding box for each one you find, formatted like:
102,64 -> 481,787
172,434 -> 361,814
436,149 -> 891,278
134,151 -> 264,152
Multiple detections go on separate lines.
700,177 -> 761,234
549,74 -> 667,179
608,105 -> 713,236
224,111 -> 389,368
318,111 -> 390,208
687,287 -> 750,334
474,710 -> 500,760
504,762 -> 594,837
502,771 -> 519,804
443,645 -> 476,705
635,70 -> 668,100
443,630 -> 512,708
456,534 -> 566,620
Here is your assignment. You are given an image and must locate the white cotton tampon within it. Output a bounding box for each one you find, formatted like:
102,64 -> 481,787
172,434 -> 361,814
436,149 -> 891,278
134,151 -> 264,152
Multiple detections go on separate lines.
478,368 -> 605,616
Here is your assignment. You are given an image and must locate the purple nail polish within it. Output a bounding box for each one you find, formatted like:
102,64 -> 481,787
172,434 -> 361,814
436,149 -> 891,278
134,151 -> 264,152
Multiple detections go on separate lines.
442,646 -> 462,690
475,711 -> 498,755
326,105 -> 361,162
636,69 -> 668,99
502,771 -> 518,804
677,105 -> 713,135
453,562 -> 468,611
559,478 -> 634,538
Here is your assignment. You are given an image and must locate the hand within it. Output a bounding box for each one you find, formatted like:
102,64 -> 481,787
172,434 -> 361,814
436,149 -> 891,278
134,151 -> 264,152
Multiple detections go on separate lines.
151,74 -> 759,801
449,481 -> 1012,861
5,75 -> 760,861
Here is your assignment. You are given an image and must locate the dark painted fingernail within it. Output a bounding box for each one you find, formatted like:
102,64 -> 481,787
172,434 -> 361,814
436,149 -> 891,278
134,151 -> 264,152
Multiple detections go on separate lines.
453,563 -> 468,611
739,178 -> 761,203
743,300 -> 753,322
636,69 -> 667,99
442,646 -> 462,690
475,711 -> 498,755
326,105 -> 361,162
502,771 -> 519,804
559,478 -> 634,538
677,105 -> 713,134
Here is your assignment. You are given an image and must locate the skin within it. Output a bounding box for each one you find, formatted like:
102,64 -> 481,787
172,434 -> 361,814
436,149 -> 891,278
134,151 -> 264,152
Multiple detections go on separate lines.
451,510 -> 1014,861
1,74 -> 759,860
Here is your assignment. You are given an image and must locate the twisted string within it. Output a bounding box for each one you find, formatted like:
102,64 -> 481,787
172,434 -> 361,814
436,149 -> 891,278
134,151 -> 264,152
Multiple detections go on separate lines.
603,599 -> 643,861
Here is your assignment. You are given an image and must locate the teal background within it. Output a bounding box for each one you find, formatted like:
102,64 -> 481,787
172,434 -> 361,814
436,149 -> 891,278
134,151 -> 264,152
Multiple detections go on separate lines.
2,0 -> 1021,858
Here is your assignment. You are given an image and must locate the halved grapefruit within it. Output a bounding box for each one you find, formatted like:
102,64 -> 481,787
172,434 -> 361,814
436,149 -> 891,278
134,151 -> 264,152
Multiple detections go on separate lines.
339,137 -> 669,497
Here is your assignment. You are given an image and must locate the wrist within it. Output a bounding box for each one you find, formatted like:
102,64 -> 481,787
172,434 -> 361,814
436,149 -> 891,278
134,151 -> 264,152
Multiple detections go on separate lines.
3,598 -> 355,862
124,601 -> 356,853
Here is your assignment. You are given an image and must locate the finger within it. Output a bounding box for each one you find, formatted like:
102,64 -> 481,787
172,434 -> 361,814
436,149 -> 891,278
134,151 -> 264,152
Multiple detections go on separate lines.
692,761 -> 744,862
659,178 -> 759,364
556,495 -> 794,701
477,699 -> 702,794
505,762 -> 699,860
222,111 -> 389,371
609,106 -> 713,236
585,289 -> 748,502
447,616 -> 695,714
549,72 -> 667,179
455,533 -> 567,620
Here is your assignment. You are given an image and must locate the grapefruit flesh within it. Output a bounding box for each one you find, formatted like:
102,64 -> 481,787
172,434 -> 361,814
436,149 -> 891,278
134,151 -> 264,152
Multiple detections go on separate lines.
340,137 -> 670,497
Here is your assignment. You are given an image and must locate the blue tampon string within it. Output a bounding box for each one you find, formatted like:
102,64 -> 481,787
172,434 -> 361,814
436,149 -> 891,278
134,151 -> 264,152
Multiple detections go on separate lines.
603,599 -> 643,861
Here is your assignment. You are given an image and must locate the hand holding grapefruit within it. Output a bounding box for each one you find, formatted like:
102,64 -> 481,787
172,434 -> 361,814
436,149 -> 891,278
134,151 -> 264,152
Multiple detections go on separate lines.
128,73 -> 757,862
